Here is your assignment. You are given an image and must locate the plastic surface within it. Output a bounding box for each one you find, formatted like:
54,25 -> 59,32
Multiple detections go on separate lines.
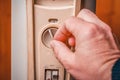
34,0 -> 81,80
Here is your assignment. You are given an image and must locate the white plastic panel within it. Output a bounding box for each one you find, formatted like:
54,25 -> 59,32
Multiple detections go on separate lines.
34,0 -> 81,80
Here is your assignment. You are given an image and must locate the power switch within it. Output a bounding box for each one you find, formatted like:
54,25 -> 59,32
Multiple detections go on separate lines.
52,70 -> 59,80
45,69 -> 52,80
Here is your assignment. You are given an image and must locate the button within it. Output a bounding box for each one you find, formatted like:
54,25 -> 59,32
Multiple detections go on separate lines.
52,70 -> 59,80
45,69 -> 52,80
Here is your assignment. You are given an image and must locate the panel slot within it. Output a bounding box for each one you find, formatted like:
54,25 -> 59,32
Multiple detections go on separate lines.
35,0 -> 74,7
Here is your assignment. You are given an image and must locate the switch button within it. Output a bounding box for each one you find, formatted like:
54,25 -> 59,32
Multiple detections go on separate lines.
52,70 -> 59,80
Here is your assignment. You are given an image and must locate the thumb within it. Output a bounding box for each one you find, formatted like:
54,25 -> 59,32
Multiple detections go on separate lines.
50,40 -> 74,69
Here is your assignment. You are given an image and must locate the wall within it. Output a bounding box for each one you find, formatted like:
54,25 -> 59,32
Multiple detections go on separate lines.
96,0 -> 120,42
0,0 -> 11,80
12,0 -> 27,80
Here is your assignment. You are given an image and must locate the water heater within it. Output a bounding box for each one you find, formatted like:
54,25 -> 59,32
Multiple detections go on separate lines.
26,0 -> 96,80
34,0 -> 80,80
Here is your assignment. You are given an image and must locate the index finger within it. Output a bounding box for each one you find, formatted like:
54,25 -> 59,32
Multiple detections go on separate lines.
54,17 -> 88,42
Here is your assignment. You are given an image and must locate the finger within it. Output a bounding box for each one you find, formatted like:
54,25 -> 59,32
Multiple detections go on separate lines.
77,9 -> 101,24
77,9 -> 110,30
54,17 -> 89,42
68,36 -> 75,47
50,40 -> 74,69
53,23 -> 71,42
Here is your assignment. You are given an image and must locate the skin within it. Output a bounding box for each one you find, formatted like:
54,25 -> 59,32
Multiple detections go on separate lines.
50,9 -> 120,80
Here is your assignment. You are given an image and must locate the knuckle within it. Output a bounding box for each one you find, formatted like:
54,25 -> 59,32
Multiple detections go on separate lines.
103,24 -> 111,32
85,23 -> 98,35
88,23 -> 97,30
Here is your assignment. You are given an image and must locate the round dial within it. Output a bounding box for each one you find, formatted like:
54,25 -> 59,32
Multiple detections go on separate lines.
42,27 -> 58,48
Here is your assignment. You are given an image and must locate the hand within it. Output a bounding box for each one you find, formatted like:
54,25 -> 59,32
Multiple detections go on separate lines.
51,9 -> 120,80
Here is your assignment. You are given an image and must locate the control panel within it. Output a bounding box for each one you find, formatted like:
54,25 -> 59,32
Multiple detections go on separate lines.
34,0 -> 81,80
